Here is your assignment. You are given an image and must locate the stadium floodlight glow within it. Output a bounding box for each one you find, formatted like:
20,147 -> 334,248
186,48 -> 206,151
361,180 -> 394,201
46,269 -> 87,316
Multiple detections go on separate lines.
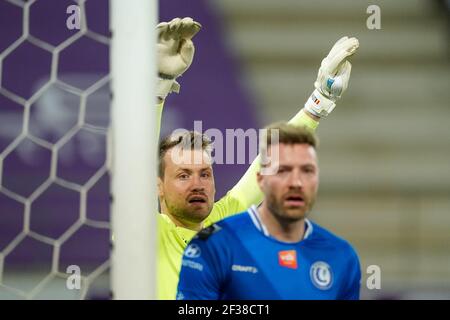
110,0 -> 157,299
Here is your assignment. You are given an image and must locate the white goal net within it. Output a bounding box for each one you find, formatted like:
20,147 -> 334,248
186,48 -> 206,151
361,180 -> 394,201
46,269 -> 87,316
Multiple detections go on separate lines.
0,0 -> 156,300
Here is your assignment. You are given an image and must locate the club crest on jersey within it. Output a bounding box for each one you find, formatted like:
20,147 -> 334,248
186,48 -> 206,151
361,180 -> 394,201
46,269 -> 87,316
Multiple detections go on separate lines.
184,243 -> 201,258
310,261 -> 333,290
278,250 -> 298,269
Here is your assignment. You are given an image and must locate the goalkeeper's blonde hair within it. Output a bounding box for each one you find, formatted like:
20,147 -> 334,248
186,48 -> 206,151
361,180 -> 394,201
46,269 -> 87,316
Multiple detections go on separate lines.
158,131 -> 213,178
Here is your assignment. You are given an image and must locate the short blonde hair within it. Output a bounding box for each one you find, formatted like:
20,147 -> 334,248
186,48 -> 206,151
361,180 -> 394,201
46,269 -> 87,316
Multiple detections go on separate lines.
260,122 -> 318,166
158,131 -> 213,177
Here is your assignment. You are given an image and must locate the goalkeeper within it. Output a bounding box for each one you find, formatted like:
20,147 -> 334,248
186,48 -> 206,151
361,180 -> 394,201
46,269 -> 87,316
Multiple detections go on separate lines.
155,17 -> 359,299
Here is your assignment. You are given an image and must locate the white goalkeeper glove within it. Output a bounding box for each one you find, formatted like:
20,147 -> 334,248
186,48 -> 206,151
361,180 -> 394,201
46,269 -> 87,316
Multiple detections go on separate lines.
157,17 -> 201,100
305,36 -> 359,118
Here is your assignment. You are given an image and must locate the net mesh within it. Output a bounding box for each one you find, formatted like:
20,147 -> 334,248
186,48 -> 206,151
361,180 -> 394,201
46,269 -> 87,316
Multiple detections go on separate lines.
0,0 -> 111,299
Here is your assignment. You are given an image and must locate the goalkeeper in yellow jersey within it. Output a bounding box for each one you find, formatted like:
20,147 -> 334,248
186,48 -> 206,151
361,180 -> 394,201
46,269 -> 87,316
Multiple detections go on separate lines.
155,17 -> 359,299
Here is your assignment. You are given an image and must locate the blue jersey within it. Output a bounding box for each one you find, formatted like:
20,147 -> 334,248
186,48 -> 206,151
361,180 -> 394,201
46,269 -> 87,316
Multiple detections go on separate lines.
177,206 -> 361,300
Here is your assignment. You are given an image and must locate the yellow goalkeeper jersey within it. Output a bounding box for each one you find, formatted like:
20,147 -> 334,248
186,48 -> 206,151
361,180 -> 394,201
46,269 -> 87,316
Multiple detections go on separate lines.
157,192 -> 247,300
156,102 -> 318,300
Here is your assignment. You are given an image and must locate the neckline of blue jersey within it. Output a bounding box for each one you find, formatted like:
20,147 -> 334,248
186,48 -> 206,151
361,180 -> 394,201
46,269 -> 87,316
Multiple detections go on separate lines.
248,205 -> 314,244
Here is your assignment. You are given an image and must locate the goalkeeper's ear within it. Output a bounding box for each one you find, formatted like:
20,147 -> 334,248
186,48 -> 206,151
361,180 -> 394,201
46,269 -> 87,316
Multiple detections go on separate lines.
256,170 -> 265,192
157,177 -> 164,198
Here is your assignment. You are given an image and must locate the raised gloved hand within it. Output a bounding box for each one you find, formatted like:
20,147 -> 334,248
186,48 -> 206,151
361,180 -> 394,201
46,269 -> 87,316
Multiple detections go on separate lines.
157,17 -> 201,100
304,36 -> 359,118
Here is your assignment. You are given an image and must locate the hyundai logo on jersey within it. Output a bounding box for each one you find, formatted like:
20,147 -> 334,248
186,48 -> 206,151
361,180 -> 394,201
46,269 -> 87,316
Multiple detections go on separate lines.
184,243 -> 202,258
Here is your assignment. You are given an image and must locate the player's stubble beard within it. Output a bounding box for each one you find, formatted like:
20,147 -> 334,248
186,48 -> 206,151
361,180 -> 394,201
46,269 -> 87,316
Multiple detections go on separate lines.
266,188 -> 317,223
163,195 -> 214,226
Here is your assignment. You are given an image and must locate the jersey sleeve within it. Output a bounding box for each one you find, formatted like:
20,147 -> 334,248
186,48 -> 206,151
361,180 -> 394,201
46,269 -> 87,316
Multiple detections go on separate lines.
206,192 -> 247,224
340,247 -> 361,300
213,109 -> 319,220
176,233 -> 229,300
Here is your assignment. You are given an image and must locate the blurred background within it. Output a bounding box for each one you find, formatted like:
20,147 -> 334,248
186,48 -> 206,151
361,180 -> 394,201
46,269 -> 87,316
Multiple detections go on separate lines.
0,0 -> 449,299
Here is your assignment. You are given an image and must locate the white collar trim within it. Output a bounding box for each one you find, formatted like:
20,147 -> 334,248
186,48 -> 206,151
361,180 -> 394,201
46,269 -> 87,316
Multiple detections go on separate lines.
248,205 -> 313,240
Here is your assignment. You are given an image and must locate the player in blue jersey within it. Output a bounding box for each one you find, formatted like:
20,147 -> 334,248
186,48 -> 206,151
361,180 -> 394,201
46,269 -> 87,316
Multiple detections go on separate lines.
177,123 -> 361,300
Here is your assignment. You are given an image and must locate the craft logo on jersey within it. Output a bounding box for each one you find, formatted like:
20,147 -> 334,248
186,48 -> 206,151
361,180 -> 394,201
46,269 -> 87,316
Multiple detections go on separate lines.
278,250 -> 298,269
184,243 -> 201,258
310,261 -> 333,290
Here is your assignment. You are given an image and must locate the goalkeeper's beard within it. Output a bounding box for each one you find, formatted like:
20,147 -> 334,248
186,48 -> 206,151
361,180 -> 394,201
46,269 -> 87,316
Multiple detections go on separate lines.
163,197 -> 213,225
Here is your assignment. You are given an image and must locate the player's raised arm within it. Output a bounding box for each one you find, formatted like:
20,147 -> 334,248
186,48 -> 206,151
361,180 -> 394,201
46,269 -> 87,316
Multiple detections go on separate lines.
215,37 -> 359,217
155,17 -> 201,138
303,36 -> 359,119
156,17 -> 201,101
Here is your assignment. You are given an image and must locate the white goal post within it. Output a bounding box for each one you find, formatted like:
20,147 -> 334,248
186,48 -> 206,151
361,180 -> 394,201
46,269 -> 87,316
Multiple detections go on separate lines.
110,0 -> 158,299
